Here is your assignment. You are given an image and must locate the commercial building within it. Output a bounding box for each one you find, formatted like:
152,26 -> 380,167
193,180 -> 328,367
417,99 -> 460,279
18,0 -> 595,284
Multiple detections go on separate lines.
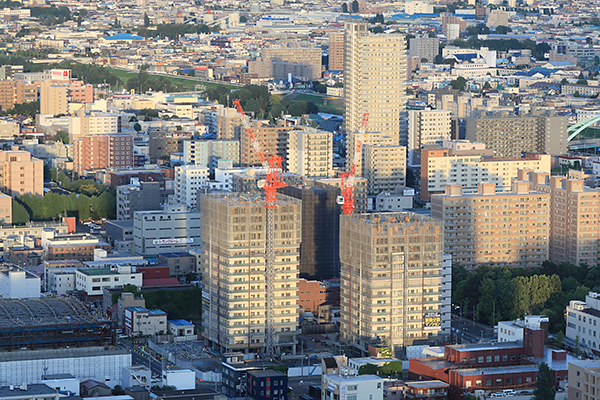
420,141 -> 551,201
200,193 -> 301,354
519,170 -> 600,267
343,20 -> 406,138
133,205 -> 202,255
322,373 -> 385,400
408,109 -> 452,166
0,149 -> 44,197
75,265 -> 143,296
248,370 -> 288,400
41,230 -> 111,262
340,212 -> 449,357
124,306 -> 167,336
431,182 -> 550,269
328,31 -> 345,71
0,264 -> 41,299
251,41 -> 322,81
174,165 -> 210,209
466,115 -> 568,157
409,37 -> 440,63
286,128 -> 333,178
116,180 -> 162,220
73,133 -> 134,175
182,139 -> 240,167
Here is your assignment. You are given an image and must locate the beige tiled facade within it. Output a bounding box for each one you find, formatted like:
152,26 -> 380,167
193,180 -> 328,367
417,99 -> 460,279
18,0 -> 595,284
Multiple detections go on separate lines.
328,31 -> 345,71
568,360 -> 600,400
363,144 -> 406,194
286,128 -> 333,178
240,124 -> 293,167
431,182 -> 550,269
0,149 -> 44,197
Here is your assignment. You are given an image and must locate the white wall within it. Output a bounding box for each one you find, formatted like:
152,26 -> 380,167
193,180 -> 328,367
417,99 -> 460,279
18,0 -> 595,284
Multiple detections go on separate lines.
0,269 -> 41,299
164,370 -> 195,390
41,377 -> 80,396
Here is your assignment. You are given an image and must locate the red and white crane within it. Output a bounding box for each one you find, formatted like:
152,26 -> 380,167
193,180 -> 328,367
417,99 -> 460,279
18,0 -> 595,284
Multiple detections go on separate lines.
339,112 -> 369,215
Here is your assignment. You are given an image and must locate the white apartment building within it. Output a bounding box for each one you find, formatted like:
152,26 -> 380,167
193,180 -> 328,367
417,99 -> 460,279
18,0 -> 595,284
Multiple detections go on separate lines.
408,109 -> 452,167
45,267 -> 77,295
182,139 -> 240,167
133,205 -> 202,255
0,264 -> 41,299
74,265 -> 143,296
212,159 -> 245,191
286,127 -> 333,178
68,110 -> 120,141
497,315 -> 549,343
322,372 -> 385,400
363,144 -> 406,194
175,165 -> 210,209
566,292 -> 600,352
124,306 -> 167,336
166,103 -> 193,119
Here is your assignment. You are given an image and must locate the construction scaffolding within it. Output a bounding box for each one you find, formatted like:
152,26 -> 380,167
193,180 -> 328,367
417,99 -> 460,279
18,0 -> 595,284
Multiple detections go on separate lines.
0,298 -> 115,351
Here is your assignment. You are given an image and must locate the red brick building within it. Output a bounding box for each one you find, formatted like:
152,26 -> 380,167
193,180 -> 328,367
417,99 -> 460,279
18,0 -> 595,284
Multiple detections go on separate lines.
299,278 -> 340,313
74,133 -> 133,175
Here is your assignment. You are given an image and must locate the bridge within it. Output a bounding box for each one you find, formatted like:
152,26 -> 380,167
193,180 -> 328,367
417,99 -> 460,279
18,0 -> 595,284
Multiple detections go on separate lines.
568,115 -> 600,142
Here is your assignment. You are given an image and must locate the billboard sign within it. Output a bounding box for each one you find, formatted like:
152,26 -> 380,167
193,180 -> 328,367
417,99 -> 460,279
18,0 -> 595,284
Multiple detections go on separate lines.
424,312 -> 441,329
51,69 -> 71,80
152,238 -> 194,245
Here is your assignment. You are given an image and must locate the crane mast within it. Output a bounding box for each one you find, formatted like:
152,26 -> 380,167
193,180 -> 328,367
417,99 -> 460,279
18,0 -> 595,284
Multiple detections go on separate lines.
340,113 -> 369,215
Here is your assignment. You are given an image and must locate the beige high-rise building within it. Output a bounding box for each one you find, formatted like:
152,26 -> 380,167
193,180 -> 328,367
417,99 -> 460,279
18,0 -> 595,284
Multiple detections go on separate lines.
408,109 -> 452,166
240,124 -> 293,167
363,144 -> 406,194
340,212 -> 448,356
431,182 -> 550,269
343,20 -> 406,138
68,110 -> 121,142
260,42 -> 322,81
40,81 -> 68,116
518,170 -> 600,267
328,31 -> 345,71
286,128 -> 332,178
0,149 -> 44,197
200,193 -> 301,354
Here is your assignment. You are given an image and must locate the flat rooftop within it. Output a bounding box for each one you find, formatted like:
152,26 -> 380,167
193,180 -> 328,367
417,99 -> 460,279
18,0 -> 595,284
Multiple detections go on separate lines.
78,268 -> 119,276
447,341 -> 524,352
0,347 -> 130,362
406,381 -> 449,389
0,384 -> 57,398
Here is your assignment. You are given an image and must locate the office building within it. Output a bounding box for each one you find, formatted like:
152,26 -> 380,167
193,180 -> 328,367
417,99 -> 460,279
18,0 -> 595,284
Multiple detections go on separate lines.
431,182 -> 550,269
340,212 -> 447,356
116,180 -> 162,220
286,128 -> 333,178
466,115 -> 568,158
175,165 -> 210,209
519,170 -> 600,266
420,141 -> 551,201
182,139 -> 240,167
124,306 -> 167,336
280,185 -> 340,280
566,292 -> 600,353
73,133 -> 134,175
75,265 -> 143,296
343,20 -> 406,138
240,124 -> 293,167
408,37 -> 440,63
200,193 -> 300,354
328,31 -> 345,71
408,109 -> 452,166
322,373 -> 385,400
133,205 -> 202,255
0,149 -> 44,197
0,264 -> 41,299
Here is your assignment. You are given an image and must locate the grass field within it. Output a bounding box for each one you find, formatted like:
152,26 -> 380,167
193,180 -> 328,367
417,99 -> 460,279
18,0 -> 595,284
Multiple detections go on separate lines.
107,68 -> 238,92
291,93 -> 343,115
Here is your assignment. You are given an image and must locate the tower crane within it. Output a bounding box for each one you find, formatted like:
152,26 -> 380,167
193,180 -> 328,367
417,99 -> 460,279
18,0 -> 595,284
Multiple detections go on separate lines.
338,112 -> 369,215
233,99 -> 286,357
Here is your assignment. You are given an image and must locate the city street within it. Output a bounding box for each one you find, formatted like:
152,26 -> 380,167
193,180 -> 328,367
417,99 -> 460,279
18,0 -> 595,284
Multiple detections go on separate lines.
451,314 -> 496,343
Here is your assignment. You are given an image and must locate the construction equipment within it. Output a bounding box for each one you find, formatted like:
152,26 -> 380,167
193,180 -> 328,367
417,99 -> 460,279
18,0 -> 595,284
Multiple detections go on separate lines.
233,99 -> 286,357
338,112 -> 369,215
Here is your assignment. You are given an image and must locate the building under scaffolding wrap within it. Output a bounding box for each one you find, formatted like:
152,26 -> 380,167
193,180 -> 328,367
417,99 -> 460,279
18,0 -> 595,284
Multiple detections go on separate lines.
200,192 -> 301,355
340,212 -> 450,357
0,297 -> 115,351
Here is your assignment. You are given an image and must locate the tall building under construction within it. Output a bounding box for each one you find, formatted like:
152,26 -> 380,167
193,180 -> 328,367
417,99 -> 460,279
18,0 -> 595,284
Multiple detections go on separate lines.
200,193 -> 301,355
340,212 -> 450,357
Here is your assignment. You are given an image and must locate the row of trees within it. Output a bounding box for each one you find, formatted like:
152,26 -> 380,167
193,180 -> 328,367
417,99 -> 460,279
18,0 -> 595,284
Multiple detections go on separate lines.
450,37 -> 551,61
453,262 -> 599,333
125,71 -> 186,93
137,24 -> 218,41
116,284 -> 202,321
15,191 -> 116,223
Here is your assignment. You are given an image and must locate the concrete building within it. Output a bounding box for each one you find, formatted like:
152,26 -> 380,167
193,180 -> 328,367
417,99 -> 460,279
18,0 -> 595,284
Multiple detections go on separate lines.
519,170 -> 600,266
0,192 -> 11,224
40,80 -> 93,116
408,110 -> 452,166
213,159 -> 246,191
466,115 -> 568,157
133,205 -> 202,255
328,31 -> 345,71
0,121 -> 19,139
42,231 -> 111,262
124,306 -> 167,336
375,192 -> 414,212
116,180 -> 162,220
286,128 -> 333,178
0,264 -> 41,299
322,373 -> 385,400
568,360 -> 600,400
156,252 -> 197,277
409,37 -> 440,63
298,278 -> 340,313
75,265 -> 143,296
68,110 -> 121,141
240,124 -> 293,167
258,42 -> 322,81
340,212 -> 448,357
182,139 -> 240,167
148,131 -> 191,163
200,193 -> 301,354
566,292 -> 600,354
248,370 -> 288,400
363,143 -> 406,194
0,149 -> 44,197
343,20 -> 406,139
431,183 -> 550,269
168,319 -> 194,337
201,104 -> 241,140
405,381 -> 449,400
0,80 -> 37,111
174,165 -> 209,209
420,141 -> 551,201
311,177 -> 368,213
497,315 -> 549,343
74,133 -> 134,175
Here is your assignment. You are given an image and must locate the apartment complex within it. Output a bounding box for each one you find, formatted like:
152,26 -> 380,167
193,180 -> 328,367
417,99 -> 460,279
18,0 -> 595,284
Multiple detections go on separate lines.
201,105 -> 241,140
0,80 -> 37,110
73,133 -> 134,175
343,20 -> 406,138
133,205 -> 202,255
519,170 -> 600,266
0,149 -> 44,196
420,140 -> 551,201
340,212 -> 449,357
565,292 -> 600,354
68,110 -> 121,141
124,307 -> 167,336
466,115 -> 568,157
328,31 -> 345,71
408,37 -> 440,63
363,143 -> 406,194
240,124 -> 293,167
174,165 -> 209,209
568,360 -> 600,400
311,177 -> 368,213
260,41 -> 322,80
116,180 -> 162,220
286,127 -> 333,178
407,109 -> 452,166
431,182 -> 550,269
40,80 -> 93,116
200,193 -> 301,354
148,131 -> 191,163
182,139 -> 240,167
75,265 -> 143,296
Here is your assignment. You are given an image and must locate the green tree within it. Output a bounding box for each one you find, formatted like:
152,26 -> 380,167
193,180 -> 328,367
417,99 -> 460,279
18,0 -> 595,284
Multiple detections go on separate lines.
450,76 -> 467,91
7,100 -> 40,119
533,362 -> 556,400
12,199 -> 29,224
113,17 -> 121,28
476,278 -> 496,325
144,13 -> 150,27
555,331 -> 565,349
112,386 -> 126,396
133,123 -> 142,132
574,91 -> 581,98
371,26 -> 384,34
341,2 -> 348,12
379,361 -> 403,377
351,0 -> 359,12
495,25 -> 512,34
55,130 -> 69,144
240,15 -> 248,23
358,363 -> 379,375
434,54 -> 444,64
50,167 -> 58,182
